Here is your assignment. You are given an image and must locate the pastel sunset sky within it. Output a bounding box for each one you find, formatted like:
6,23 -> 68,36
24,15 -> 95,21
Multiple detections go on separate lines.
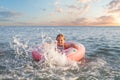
0,0 -> 120,26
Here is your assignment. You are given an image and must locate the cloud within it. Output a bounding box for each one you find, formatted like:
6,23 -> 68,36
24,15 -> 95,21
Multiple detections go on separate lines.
107,0 -> 120,15
0,10 -> 23,18
108,8 -> 120,14
70,15 -> 116,26
81,4 -> 90,14
56,7 -> 63,13
0,6 -> 5,10
77,0 -> 97,3
72,0 -> 120,26
72,17 -> 89,25
42,8 -> 46,11
95,16 -> 115,25
54,0 -> 63,13
54,0 -> 91,16
54,0 -> 59,6
50,13 -> 55,16
0,7 -> 23,22
0,18 -> 11,21
108,0 -> 120,9
68,5 -> 80,10
67,4 -> 90,17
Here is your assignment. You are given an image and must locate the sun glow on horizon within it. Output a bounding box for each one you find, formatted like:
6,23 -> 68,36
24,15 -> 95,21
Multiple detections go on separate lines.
116,18 -> 120,25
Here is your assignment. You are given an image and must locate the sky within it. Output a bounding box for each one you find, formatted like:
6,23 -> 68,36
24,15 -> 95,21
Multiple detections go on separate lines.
0,0 -> 120,26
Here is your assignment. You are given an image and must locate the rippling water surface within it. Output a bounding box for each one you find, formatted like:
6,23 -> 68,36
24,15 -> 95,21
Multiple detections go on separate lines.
0,26 -> 120,80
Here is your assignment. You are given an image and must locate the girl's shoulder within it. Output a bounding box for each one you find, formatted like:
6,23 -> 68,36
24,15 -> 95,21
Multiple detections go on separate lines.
64,42 -> 72,49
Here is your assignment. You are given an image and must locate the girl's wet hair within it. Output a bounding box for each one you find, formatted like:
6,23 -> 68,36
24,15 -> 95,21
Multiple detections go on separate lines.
56,34 -> 65,40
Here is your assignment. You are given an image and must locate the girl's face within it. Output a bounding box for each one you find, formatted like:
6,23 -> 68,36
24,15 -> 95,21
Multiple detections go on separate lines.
56,37 -> 65,47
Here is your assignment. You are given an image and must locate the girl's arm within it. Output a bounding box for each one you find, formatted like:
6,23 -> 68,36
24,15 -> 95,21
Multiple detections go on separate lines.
71,43 -> 79,50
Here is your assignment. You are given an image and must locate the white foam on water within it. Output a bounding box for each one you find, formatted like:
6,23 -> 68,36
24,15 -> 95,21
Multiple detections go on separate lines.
9,35 -> 80,79
10,34 -> 116,80
12,36 -> 29,57
38,35 -> 79,69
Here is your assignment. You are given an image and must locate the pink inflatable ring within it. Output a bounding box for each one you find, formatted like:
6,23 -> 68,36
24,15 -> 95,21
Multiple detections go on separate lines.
32,42 -> 85,62
63,43 -> 85,61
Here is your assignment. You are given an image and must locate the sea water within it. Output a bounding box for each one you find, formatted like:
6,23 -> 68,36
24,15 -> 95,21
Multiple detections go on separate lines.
0,26 -> 120,80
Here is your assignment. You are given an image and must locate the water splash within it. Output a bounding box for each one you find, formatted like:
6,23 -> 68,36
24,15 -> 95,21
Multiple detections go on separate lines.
12,36 -> 29,56
10,35 -> 110,80
34,34 -> 79,69
7,35 -> 80,79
